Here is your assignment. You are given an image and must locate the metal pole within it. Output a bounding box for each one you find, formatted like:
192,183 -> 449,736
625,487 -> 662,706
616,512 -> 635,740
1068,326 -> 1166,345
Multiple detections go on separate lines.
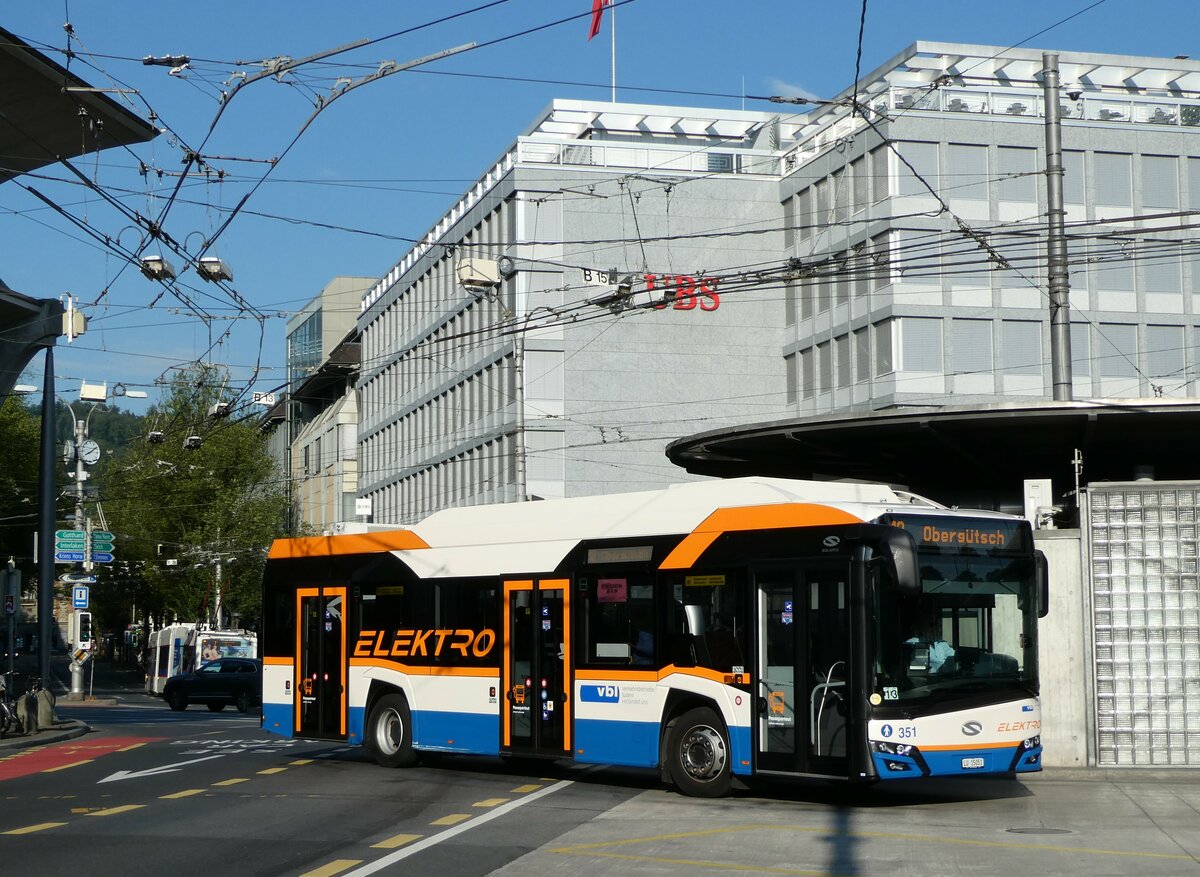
1043,52 -> 1073,401
37,347 -> 55,684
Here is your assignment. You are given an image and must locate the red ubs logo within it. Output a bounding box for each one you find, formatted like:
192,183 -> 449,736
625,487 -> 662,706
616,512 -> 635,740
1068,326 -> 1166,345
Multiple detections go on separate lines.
645,274 -> 720,311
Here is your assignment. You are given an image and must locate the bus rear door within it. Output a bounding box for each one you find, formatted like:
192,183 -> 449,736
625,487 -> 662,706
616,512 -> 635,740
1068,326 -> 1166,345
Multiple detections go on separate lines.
296,586 -> 348,739
755,563 -> 853,778
502,579 -> 571,758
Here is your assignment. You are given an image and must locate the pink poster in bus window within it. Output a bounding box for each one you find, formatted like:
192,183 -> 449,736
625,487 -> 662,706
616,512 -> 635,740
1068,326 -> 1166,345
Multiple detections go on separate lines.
597,578 -> 628,602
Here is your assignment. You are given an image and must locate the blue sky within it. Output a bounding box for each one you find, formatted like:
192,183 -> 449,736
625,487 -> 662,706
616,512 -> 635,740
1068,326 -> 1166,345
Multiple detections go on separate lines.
2,0 -> 1193,413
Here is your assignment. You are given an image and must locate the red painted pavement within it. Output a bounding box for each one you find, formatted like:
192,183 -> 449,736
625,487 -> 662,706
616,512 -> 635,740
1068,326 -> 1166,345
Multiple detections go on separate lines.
0,736 -> 163,781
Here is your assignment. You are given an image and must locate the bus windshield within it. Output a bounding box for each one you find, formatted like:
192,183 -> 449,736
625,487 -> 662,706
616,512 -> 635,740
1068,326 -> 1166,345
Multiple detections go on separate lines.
873,515 -> 1038,709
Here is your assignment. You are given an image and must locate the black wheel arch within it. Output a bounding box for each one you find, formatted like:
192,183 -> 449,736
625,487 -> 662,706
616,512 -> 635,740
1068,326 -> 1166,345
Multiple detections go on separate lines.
658,689 -> 728,783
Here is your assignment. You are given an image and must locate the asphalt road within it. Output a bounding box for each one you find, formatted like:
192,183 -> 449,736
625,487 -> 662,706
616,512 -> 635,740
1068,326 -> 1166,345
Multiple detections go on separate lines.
1,660 -> 1198,877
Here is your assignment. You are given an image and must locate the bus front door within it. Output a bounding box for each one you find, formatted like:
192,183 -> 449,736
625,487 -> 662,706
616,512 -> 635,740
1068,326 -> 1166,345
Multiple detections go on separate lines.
755,564 -> 852,778
502,579 -> 571,758
296,587 -> 348,740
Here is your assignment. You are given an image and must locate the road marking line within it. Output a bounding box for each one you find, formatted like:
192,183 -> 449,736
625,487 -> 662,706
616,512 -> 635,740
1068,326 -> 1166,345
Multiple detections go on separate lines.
86,805 -> 146,817
511,784 -> 541,793
298,859 -> 362,877
43,759 -> 93,773
341,778 -> 575,877
289,759 -> 314,765
116,743 -> 147,752
3,822 -> 67,835
430,814 -> 470,826
257,767 -> 288,775
371,833 -> 422,849
473,798 -> 509,808
212,778 -> 249,786
160,789 -> 206,799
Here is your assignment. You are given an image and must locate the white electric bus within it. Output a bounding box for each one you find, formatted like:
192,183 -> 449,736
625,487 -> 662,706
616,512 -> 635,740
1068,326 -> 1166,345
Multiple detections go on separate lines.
260,477 -> 1047,796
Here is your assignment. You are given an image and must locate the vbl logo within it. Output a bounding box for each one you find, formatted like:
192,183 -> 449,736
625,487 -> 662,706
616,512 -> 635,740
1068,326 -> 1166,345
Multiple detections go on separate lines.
581,684 -> 620,703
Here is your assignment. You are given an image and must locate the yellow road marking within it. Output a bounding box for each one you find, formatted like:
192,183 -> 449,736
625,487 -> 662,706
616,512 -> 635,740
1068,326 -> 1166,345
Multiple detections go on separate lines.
42,759 -> 93,773
430,814 -> 470,826
212,778 -> 248,786
161,789 -> 205,799
3,823 -> 67,835
372,833 -> 422,849
86,805 -> 145,817
511,784 -> 541,793
298,859 -> 362,877
473,798 -> 509,808
116,743 -> 147,752
551,823 -> 1200,864
257,767 -> 287,775
289,759 -> 314,765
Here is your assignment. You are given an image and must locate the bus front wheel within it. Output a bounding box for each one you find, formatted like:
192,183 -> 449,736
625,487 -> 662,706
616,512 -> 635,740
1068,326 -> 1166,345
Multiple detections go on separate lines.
367,693 -> 419,768
667,706 -> 732,798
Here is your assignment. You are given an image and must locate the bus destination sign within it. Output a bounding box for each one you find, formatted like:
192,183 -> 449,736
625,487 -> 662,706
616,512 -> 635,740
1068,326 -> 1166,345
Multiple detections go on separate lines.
880,515 -> 1028,554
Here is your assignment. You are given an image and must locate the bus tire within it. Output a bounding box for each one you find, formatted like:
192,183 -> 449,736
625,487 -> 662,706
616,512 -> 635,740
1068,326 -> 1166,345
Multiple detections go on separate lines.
667,706 -> 732,798
367,693 -> 419,768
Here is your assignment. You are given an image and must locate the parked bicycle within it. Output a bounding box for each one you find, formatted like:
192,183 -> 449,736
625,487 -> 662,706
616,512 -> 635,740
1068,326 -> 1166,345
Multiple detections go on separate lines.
0,672 -> 22,738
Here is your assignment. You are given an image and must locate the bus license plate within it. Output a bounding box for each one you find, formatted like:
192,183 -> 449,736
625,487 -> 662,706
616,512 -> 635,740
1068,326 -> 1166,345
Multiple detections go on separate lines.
961,757 -> 985,769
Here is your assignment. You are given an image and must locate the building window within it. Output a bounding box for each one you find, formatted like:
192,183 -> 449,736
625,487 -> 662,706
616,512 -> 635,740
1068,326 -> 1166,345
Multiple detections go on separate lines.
783,196 -> 795,250
1145,325 -> 1184,388
1142,155 -> 1178,211
1062,150 -> 1085,205
870,147 -> 888,202
1095,152 -> 1133,208
901,317 -> 942,372
951,319 -> 992,375
896,141 -> 938,197
871,233 -> 891,291
785,353 -> 797,404
997,147 -> 1038,203
801,348 -> 815,399
851,156 -> 867,213
946,144 -> 988,202
1097,323 -> 1138,378
854,328 -> 870,383
1001,320 -> 1042,375
836,334 -> 851,388
784,280 -> 796,328
1144,243 -> 1182,295
817,341 -> 832,392
798,188 -> 812,243
873,321 -> 893,376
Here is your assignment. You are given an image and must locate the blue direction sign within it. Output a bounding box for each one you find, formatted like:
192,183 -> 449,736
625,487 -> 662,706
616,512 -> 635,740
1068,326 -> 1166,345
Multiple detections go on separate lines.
55,550 -> 85,563
60,573 -> 97,584
90,551 -> 114,564
72,586 -> 89,608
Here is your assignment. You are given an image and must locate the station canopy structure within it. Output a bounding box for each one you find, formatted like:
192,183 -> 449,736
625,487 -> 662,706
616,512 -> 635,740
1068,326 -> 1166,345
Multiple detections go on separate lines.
666,400 -> 1200,514
0,25 -> 158,396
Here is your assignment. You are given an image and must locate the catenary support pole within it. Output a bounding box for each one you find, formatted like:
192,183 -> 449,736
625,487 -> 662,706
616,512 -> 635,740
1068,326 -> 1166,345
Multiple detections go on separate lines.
1043,52 -> 1073,401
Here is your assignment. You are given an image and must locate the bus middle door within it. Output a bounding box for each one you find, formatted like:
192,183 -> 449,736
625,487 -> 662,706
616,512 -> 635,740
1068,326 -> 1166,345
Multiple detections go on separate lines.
502,579 -> 571,758
755,563 -> 853,778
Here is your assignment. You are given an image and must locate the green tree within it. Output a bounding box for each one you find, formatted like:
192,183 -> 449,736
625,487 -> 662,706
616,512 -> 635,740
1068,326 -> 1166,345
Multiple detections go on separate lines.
0,396 -> 41,566
96,365 -> 288,633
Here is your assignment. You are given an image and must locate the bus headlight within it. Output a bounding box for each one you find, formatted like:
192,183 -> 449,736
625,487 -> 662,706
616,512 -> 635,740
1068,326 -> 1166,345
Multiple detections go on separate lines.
1022,735 -> 1041,750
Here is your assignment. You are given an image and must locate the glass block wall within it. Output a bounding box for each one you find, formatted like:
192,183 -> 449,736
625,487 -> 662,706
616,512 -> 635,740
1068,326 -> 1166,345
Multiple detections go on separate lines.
1089,484 -> 1200,766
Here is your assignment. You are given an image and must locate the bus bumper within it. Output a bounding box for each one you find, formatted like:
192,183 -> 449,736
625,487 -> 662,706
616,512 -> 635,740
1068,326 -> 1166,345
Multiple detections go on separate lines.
871,736 -> 1042,778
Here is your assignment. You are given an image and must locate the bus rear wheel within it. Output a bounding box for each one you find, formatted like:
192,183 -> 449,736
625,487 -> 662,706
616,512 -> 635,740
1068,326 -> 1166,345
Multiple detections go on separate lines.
667,706 -> 732,798
367,693 -> 419,768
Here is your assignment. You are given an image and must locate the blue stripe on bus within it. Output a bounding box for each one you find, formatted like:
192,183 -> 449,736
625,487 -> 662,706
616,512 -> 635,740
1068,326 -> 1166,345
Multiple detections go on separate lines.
413,709 -> 499,755
873,743 -> 1042,778
262,702 -> 294,738
574,719 -> 753,776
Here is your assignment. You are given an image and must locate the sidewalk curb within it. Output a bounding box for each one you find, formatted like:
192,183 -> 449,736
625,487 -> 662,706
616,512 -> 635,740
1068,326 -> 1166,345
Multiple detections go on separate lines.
0,719 -> 89,751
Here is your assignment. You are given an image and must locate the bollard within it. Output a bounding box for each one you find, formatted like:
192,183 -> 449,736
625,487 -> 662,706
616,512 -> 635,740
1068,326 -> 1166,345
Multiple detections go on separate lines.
36,689 -> 56,728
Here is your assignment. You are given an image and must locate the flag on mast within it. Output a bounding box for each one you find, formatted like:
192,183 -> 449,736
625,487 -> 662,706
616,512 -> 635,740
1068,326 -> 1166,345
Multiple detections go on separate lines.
588,0 -> 610,40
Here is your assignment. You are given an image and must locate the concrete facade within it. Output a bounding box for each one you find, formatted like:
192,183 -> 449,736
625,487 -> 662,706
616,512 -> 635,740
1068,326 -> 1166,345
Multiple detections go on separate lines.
357,101 -> 789,523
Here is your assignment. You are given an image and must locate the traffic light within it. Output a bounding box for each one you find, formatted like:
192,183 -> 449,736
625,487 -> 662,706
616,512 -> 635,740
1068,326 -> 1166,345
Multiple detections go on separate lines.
77,610 -> 93,649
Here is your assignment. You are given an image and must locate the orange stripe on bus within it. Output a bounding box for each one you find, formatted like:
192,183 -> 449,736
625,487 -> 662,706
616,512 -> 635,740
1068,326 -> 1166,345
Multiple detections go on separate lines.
659,503 -> 864,570
575,665 -> 732,685
262,656 -> 292,666
268,530 -> 429,559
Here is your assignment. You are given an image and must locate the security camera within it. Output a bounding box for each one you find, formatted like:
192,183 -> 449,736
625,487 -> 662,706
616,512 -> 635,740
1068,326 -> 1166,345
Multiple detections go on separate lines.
1066,90 -> 1082,102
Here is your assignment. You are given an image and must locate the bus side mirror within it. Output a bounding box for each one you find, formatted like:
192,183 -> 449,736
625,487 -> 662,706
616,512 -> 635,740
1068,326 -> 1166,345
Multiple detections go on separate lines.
877,528 -> 920,593
1035,549 -> 1049,618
